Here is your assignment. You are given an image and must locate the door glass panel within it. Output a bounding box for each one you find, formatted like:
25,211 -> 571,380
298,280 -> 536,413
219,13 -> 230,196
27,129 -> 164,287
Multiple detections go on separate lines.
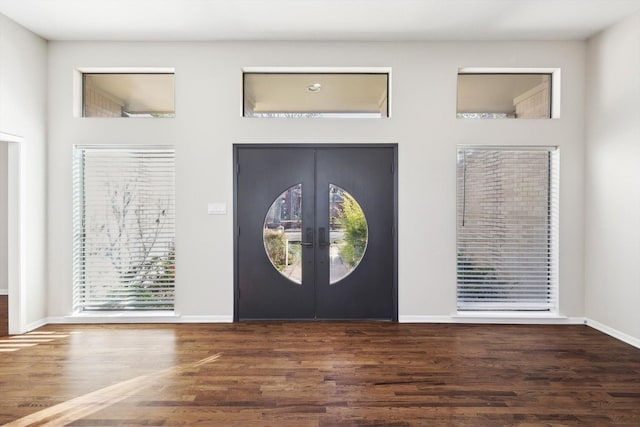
329,184 -> 368,284
263,184 -> 303,284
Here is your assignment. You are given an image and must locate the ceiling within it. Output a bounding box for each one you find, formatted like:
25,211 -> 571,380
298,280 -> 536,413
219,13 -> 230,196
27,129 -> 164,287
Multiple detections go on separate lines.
0,0 -> 639,42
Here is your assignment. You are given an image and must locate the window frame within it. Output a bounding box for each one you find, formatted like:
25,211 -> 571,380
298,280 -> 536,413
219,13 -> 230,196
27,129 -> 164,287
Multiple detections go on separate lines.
74,67 -> 176,118
455,145 -> 560,314
72,145 -> 176,313
457,67 -> 561,119
241,67 -> 392,118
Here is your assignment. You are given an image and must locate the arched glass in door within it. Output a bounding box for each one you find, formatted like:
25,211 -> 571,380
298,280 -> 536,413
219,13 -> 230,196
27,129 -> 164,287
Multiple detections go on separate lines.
263,184 -> 303,284
329,184 -> 368,284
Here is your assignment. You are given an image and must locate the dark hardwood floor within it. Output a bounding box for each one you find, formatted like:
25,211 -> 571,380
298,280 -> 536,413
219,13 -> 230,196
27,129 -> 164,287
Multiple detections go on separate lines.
0,295 -> 7,337
0,322 -> 639,426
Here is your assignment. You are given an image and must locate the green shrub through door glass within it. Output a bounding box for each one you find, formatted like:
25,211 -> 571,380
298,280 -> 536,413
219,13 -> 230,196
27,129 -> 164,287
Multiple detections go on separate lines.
329,184 -> 368,284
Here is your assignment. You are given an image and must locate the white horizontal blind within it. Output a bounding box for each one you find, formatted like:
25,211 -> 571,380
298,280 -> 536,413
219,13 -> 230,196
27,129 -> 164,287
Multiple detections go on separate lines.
456,147 -> 559,311
73,146 -> 175,311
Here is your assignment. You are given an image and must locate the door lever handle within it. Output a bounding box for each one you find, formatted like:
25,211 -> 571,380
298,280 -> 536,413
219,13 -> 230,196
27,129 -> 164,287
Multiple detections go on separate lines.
300,227 -> 314,247
318,227 -> 330,247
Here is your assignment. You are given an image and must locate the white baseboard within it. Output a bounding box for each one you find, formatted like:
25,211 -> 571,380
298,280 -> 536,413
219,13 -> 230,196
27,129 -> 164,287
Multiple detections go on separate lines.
46,314 -> 234,324
178,315 -> 233,323
0,288 -> 8,296
399,315 -> 452,323
585,318 -> 640,349
399,314 -> 585,325
23,317 -> 48,333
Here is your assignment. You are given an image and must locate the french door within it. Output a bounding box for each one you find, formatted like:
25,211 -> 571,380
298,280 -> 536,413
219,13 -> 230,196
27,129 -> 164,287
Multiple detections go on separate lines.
234,145 -> 397,320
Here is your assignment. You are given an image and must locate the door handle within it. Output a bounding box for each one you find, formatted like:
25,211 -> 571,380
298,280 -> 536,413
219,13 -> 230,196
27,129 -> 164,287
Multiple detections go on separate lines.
318,227 -> 330,247
300,227 -> 314,247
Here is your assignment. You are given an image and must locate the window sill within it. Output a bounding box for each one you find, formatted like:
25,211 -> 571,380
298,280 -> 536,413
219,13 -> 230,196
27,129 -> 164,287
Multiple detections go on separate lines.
64,311 -> 179,323
452,312 -> 580,325
456,311 -> 560,317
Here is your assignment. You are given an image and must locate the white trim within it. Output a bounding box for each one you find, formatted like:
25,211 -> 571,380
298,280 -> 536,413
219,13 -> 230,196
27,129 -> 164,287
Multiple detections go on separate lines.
177,315 -> 233,323
248,112 -> 383,119
73,69 -> 83,117
457,145 -> 558,152
585,318 -> 640,349
551,68 -> 561,119
399,315 -> 452,323
48,314 -> 233,324
458,67 -> 558,74
400,314 -> 584,325
70,310 -> 177,317
0,132 -> 23,143
76,67 -> 175,74
74,144 -> 175,151
0,133 -> 25,334
242,66 -> 392,74
59,312 -> 179,324
0,289 -> 8,295
24,317 -> 48,333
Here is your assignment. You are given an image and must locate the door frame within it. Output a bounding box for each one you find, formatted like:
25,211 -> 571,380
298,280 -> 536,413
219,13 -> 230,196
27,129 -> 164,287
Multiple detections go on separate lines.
0,132 -> 25,334
233,143 -> 398,321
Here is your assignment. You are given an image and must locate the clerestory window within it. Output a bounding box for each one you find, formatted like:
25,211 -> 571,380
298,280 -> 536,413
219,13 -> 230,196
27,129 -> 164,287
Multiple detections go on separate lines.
243,69 -> 390,118
457,68 -> 559,119
80,71 -> 175,118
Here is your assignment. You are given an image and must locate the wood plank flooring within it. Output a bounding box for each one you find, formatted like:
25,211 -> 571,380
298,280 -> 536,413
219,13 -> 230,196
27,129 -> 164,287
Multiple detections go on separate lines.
0,295 -> 7,337
0,323 -> 639,426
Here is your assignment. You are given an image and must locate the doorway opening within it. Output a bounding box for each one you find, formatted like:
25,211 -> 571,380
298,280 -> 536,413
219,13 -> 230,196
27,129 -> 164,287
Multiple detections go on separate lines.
0,133 -> 23,335
0,141 -> 8,335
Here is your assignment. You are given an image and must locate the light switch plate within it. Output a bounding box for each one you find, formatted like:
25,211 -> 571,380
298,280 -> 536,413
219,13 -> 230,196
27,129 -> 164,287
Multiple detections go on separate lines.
207,202 -> 227,215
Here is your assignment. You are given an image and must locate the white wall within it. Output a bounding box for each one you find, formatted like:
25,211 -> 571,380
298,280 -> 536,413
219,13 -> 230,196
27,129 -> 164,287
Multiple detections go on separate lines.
47,40 -> 586,321
585,12 -> 640,344
0,142 -> 7,293
0,14 -> 48,329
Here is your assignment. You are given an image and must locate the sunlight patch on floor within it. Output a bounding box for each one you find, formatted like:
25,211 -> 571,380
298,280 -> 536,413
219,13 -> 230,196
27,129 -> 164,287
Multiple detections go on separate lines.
0,331 -> 70,352
4,353 -> 223,427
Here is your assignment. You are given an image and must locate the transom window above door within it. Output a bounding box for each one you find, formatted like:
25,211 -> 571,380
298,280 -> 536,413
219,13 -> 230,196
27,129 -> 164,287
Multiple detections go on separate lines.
242,68 -> 390,118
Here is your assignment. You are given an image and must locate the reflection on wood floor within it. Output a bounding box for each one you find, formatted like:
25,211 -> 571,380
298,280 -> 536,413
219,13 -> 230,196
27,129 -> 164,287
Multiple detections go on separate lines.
0,332 -> 72,353
0,322 -> 639,426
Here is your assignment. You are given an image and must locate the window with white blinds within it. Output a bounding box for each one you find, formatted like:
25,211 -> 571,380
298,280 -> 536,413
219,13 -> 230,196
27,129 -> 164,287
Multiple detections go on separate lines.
456,146 -> 559,312
73,146 -> 176,311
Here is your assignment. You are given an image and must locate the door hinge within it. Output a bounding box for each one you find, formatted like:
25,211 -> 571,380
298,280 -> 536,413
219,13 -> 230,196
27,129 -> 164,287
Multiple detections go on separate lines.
236,163 -> 240,174
237,227 -> 241,237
